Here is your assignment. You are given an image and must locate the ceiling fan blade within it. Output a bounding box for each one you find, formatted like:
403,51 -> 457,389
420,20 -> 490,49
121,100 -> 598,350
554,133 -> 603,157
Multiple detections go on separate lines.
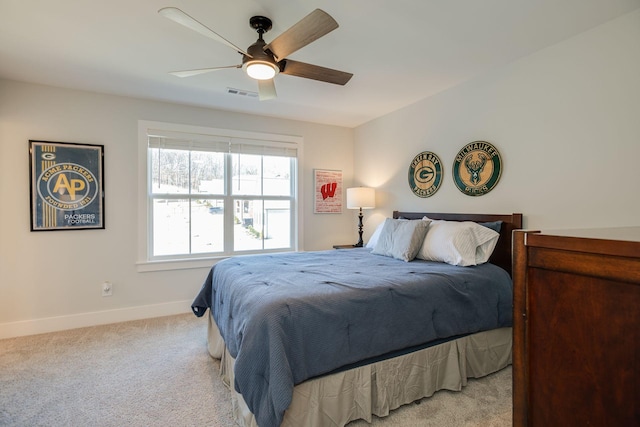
264,9 -> 338,61
169,65 -> 241,78
159,7 -> 250,57
280,59 -> 353,85
258,79 -> 277,101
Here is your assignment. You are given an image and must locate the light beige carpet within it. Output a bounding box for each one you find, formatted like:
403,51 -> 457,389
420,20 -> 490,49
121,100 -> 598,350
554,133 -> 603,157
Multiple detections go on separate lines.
0,314 -> 512,426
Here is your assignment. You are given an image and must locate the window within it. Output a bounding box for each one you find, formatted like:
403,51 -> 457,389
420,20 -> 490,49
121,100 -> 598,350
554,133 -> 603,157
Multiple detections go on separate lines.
138,121 -> 301,269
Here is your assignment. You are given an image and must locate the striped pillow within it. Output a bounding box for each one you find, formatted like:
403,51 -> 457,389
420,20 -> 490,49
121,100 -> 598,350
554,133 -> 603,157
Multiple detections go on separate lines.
416,219 -> 499,266
371,218 -> 431,262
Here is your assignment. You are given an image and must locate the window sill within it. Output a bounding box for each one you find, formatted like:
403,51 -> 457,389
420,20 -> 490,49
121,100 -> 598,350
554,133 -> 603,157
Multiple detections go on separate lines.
136,257 -> 225,272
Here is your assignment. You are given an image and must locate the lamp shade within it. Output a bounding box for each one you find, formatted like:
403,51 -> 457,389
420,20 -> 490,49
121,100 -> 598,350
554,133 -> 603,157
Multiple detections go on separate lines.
346,187 -> 375,209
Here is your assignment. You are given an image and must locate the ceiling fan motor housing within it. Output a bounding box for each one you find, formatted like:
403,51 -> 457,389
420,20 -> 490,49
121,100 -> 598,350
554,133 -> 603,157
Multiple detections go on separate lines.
243,39 -> 275,64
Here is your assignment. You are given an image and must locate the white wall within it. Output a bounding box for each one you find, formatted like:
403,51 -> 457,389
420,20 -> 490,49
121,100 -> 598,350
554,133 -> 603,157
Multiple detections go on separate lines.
3,9 -> 639,338
355,10 -> 640,234
0,82 -> 354,337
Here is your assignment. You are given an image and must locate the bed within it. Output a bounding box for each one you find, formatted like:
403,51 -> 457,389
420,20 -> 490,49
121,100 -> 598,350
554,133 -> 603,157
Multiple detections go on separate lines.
192,211 -> 523,427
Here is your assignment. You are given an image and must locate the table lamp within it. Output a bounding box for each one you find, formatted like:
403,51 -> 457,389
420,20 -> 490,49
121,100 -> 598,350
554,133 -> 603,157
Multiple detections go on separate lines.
346,187 -> 375,247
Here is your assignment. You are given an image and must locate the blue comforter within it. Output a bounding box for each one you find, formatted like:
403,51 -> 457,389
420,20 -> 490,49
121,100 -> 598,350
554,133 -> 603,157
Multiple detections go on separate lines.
192,248 -> 512,427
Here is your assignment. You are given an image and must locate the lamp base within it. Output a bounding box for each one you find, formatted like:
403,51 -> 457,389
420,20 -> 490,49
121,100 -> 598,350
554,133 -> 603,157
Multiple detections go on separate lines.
355,208 -> 364,247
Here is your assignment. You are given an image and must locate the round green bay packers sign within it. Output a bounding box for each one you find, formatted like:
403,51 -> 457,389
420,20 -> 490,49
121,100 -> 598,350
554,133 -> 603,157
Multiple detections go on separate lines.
408,151 -> 443,198
453,141 -> 502,196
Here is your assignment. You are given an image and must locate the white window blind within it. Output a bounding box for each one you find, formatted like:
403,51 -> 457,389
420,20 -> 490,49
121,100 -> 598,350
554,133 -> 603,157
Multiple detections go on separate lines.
138,121 -> 301,271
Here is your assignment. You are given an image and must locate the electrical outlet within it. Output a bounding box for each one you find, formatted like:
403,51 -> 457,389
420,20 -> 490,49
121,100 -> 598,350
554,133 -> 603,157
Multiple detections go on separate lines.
102,281 -> 113,297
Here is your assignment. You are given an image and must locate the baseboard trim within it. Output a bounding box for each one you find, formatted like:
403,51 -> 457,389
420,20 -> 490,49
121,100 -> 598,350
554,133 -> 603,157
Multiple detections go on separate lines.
0,300 -> 193,339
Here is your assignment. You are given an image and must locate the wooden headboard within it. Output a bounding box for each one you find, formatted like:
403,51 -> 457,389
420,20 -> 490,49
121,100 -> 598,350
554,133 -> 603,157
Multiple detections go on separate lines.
393,211 -> 523,276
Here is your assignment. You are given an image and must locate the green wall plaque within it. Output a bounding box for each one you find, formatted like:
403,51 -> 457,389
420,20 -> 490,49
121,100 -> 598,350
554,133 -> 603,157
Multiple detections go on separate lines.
452,141 -> 502,196
408,151 -> 443,198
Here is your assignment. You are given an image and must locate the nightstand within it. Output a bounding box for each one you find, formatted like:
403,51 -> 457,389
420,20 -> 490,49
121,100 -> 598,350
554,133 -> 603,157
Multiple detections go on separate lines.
332,244 -> 360,249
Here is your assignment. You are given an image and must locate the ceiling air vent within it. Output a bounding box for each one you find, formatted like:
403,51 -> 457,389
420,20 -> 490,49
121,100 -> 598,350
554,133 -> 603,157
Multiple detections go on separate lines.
227,87 -> 259,98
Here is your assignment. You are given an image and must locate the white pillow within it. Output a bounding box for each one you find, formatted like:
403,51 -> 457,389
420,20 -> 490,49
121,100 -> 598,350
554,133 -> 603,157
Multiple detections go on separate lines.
365,222 -> 385,249
371,218 -> 431,262
416,219 -> 500,266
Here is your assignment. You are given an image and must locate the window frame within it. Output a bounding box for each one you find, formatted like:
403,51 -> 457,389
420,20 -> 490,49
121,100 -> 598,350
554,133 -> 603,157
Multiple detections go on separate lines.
137,120 -> 303,272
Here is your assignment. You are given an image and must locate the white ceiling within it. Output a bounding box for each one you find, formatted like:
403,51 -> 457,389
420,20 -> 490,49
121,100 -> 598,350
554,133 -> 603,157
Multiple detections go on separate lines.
1,0 -> 638,128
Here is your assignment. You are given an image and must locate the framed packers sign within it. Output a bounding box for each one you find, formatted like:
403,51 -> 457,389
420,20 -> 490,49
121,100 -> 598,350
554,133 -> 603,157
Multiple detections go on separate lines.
29,140 -> 105,231
452,141 -> 502,196
408,151 -> 443,198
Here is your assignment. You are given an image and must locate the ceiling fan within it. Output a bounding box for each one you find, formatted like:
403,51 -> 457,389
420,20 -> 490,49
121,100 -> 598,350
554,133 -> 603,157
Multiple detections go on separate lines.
159,7 -> 353,100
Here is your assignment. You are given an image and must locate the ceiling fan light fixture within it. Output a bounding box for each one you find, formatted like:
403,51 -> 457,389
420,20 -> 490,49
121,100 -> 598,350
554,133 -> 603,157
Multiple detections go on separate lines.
245,61 -> 278,80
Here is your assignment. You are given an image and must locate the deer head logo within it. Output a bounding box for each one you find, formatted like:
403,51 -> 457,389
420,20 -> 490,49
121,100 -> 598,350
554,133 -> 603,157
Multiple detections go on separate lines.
464,153 -> 488,185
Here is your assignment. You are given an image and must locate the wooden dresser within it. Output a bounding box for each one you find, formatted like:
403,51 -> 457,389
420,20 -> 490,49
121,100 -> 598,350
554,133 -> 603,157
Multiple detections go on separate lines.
512,227 -> 640,426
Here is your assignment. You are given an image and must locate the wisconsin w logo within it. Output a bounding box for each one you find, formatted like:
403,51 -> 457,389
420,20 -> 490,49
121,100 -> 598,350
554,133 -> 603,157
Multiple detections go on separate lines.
321,182 -> 337,200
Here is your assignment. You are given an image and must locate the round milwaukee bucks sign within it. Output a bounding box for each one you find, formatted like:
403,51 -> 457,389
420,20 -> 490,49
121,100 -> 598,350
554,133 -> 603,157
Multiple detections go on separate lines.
408,151 -> 443,198
452,141 -> 502,196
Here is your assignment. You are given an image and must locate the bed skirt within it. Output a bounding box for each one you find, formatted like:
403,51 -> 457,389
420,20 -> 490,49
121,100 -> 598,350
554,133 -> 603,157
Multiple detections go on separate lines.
207,314 -> 512,427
